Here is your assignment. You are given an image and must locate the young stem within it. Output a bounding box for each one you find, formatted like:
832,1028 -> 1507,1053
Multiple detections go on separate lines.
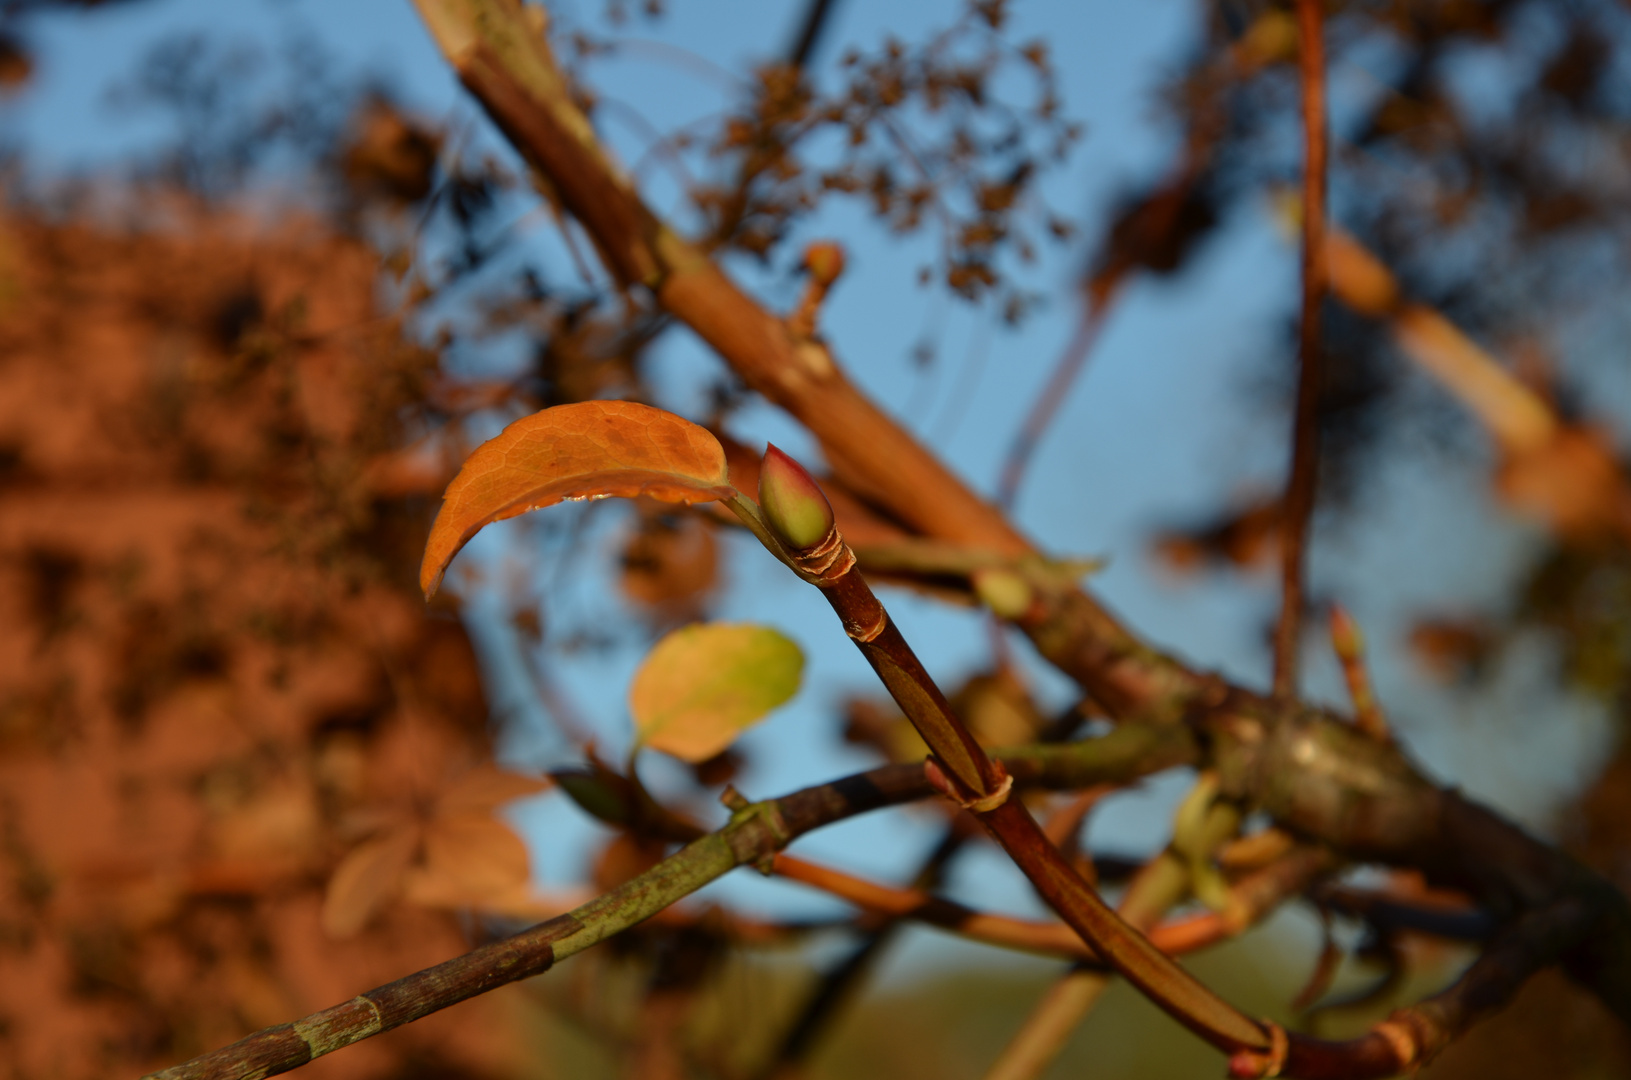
144,731 -> 1200,1080
728,489 -> 1272,1058
982,801 -> 1239,1080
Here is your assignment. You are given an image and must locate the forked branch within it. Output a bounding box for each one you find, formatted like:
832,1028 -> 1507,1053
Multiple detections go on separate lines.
373,1 -> 1631,1074
144,731 -> 1192,1080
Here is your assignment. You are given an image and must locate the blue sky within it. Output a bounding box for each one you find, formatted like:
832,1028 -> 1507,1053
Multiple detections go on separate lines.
3,0 -> 1614,938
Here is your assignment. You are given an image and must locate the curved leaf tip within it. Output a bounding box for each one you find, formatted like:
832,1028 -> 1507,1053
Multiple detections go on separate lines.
420,401 -> 735,598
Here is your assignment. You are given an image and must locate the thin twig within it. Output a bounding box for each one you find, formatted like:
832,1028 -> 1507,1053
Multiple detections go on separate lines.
750,825 -> 966,1080
143,731 -> 1191,1080
982,801 -> 1238,1080
755,708 -> 1096,1079
1272,0 -> 1329,700
736,488 -> 1275,1060
996,293 -> 1113,511
785,0 -> 842,69
1291,910 -> 1344,1014
412,6 -> 1631,1068
769,844 -> 1343,1080
1328,605 -> 1390,741
1313,882 -> 1495,942
774,852 -> 1106,960
1263,897 -> 1598,1079
768,811 -> 1331,969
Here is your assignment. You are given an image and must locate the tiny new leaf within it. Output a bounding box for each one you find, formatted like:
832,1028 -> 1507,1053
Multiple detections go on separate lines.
421,401 -> 736,597
630,623 -> 804,762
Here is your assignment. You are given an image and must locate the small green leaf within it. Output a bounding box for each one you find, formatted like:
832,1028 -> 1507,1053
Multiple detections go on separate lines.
552,767 -> 635,826
630,623 -> 804,762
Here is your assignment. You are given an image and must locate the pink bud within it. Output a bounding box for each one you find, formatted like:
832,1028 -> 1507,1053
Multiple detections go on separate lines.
758,445 -> 836,551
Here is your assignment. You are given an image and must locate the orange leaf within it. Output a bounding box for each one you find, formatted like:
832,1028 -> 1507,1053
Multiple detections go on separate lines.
434,764 -> 552,818
420,401 -> 736,597
414,815 -> 531,901
320,825 -> 420,939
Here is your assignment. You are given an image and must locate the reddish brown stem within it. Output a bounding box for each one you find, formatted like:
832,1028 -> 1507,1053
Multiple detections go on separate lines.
1272,0 -> 1329,700
1329,605 -> 1390,741
416,6 -> 1631,1070
978,797 -> 1269,1048
772,844 -> 1333,963
1267,897 -> 1596,1079
144,730 -> 1193,1080
789,515 -> 1545,1078
781,519 -> 1272,1057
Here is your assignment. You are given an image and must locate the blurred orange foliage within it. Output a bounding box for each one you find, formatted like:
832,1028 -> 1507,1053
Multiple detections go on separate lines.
0,202 -> 533,1080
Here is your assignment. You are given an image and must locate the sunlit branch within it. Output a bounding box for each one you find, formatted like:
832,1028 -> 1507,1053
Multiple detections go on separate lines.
409,4 -> 1631,1073
1322,227 -> 1631,544
733,476 -> 1279,1059
982,801 -> 1241,1080
142,729 -> 1191,1080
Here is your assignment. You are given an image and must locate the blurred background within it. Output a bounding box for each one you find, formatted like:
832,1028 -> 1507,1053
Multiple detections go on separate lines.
3,0 -> 1631,1077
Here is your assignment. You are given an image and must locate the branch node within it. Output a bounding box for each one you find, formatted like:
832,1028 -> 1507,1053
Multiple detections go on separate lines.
924,757 -> 1013,813
791,527 -> 857,585
294,997 -> 382,1059
1373,1015 -> 1420,1071
842,603 -> 887,643
1228,1019 -> 1288,1078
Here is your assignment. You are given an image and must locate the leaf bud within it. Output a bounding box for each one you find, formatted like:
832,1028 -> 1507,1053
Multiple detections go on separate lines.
758,444 -> 836,552
803,241 -> 846,288
1328,604 -> 1364,662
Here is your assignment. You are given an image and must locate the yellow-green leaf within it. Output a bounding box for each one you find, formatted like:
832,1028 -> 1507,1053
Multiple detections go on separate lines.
421,401 -> 735,598
630,623 -> 803,762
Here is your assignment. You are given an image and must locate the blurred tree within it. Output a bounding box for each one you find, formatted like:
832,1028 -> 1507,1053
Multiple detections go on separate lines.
0,137 -> 548,1079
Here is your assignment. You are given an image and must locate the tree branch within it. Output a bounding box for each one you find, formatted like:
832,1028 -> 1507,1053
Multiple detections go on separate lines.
735,474 -> 1277,1058
982,801 -> 1241,1080
785,0 -> 841,69
410,0 -> 1631,1064
1272,0 -> 1329,700
751,700 -> 1104,1078
143,729 -> 1192,1080
1264,896 -> 1600,1079
773,841 -> 1334,964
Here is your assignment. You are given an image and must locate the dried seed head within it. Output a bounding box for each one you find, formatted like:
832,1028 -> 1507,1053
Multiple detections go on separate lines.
758,444 -> 836,552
